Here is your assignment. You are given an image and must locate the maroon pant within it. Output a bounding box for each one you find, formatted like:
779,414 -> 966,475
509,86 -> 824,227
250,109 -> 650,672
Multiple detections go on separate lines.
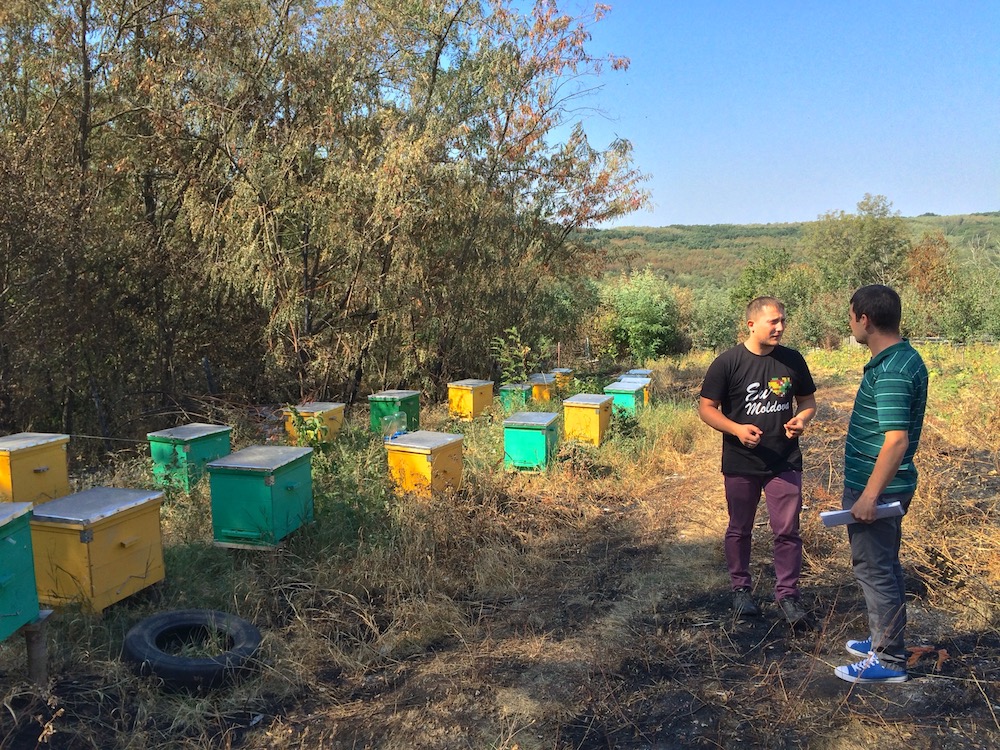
723,471 -> 803,602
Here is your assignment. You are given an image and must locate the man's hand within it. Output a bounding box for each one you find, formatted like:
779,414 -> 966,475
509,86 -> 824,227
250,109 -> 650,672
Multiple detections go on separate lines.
850,493 -> 880,523
783,414 -> 809,439
734,423 -> 763,449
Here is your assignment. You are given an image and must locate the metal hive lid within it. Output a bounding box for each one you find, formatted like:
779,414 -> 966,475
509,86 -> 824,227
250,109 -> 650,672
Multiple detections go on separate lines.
285,401 -> 345,413
618,377 -> 651,386
564,394 -> 612,406
0,502 -> 32,527
31,487 -> 163,525
528,374 -> 555,384
385,430 -> 463,452
207,446 -> 312,472
448,379 -> 493,388
0,432 -> 69,452
147,423 -> 231,441
499,383 -> 531,391
504,412 -> 559,427
605,381 -> 645,394
368,390 -> 421,400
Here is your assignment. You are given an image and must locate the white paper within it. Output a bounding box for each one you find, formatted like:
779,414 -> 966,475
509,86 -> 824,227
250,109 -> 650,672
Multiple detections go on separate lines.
820,501 -> 904,527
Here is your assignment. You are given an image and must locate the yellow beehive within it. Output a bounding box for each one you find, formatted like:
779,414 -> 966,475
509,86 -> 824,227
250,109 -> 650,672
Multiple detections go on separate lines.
528,373 -> 556,402
447,379 -> 494,420
0,433 -> 70,505
550,368 -> 574,390
563,394 -> 613,446
385,431 -> 463,497
284,401 -> 346,444
30,487 -> 164,613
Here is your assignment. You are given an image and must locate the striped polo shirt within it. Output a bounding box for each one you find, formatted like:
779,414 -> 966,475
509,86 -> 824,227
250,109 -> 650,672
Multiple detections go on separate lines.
845,340 -> 928,493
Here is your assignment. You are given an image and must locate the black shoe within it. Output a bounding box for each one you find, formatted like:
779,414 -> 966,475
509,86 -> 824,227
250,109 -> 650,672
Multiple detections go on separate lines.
777,596 -> 812,629
732,588 -> 760,618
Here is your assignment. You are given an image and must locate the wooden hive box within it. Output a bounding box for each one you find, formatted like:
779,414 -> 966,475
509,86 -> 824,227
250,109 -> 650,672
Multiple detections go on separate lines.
283,402 -> 346,444
31,488 -> 164,613
503,412 -> 560,471
385,431 -> 463,497
0,433 -> 70,505
0,503 -> 39,642
147,423 -> 232,491
206,446 -> 313,549
563,394 -> 613,446
604,380 -> 646,416
368,390 -> 421,434
447,380 -> 494,420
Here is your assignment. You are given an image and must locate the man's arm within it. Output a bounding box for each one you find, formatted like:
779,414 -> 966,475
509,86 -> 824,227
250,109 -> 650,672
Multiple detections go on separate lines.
850,429 -> 909,523
783,392 -> 817,438
698,397 -> 763,449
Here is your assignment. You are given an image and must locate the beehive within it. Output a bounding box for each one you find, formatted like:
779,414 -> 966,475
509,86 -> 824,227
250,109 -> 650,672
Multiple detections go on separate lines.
604,380 -> 646,416
498,383 -> 532,413
503,412 -> 560,471
0,433 -> 70,505
528,374 -> 556,402
283,402 -> 346,444
385,431 -> 463,497
206,446 -> 313,549
0,503 -> 38,642
30,488 -> 164,613
625,368 -> 653,378
563,394 -> 613,446
447,380 -> 494,420
368,390 -> 421,433
147,423 -> 232,491
618,376 -> 652,406
550,368 -> 574,390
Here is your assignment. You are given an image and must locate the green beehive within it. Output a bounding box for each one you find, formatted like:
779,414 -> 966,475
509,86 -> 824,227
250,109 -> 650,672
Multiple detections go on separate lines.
604,380 -> 646,416
368,390 -> 421,434
503,412 -> 560,471
498,383 -> 532,412
0,503 -> 38,642
206,446 -> 313,549
147,423 -> 232,491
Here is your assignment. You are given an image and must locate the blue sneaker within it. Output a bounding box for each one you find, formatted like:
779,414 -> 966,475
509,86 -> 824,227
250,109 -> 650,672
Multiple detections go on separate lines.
845,637 -> 871,658
835,652 -> 908,683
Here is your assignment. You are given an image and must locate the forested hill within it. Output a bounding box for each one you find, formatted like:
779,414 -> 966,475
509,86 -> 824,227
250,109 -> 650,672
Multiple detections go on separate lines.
577,211 -> 1000,288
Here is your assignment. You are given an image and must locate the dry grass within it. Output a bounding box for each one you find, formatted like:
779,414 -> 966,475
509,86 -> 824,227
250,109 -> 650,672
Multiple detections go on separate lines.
1,344 -> 999,748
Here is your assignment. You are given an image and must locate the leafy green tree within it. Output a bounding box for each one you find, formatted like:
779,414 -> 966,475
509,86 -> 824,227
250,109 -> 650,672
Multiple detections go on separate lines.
596,270 -> 686,361
805,194 -> 912,291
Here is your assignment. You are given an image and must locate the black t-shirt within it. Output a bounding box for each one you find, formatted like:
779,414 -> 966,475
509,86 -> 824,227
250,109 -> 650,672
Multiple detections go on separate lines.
700,344 -> 816,476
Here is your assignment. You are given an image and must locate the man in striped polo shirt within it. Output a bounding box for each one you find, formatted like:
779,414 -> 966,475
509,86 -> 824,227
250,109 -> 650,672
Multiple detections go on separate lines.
835,285 -> 928,684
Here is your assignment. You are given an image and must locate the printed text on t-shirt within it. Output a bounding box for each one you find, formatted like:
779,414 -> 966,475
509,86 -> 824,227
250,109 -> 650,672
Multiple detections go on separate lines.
744,381 -> 792,416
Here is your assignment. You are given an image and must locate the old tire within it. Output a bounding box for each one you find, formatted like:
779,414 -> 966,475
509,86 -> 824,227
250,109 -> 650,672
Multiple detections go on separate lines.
123,609 -> 262,688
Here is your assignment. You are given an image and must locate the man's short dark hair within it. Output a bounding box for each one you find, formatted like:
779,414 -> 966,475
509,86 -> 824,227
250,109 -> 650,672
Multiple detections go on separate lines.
746,296 -> 785,321
850,285 -> 901,332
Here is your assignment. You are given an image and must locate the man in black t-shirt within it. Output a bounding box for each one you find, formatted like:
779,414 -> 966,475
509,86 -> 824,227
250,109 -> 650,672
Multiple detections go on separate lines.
699,297 -> 817,625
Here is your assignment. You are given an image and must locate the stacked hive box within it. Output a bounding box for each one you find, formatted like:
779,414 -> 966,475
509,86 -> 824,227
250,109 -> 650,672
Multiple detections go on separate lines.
284,402 -> 345,444
384,431 -> 463,497
447,380 -> 493,420
147,423 -> 232,491
550,368 -> 574,390
563,394 -> 613,446
206,446 -> 313,549
618,376 -> 652,406
0,503 -> 38,641
0,433 -> 70,505
30,488 -> 164,613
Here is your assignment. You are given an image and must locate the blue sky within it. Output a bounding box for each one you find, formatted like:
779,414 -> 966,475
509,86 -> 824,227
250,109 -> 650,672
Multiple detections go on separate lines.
568,1 -> 1000,226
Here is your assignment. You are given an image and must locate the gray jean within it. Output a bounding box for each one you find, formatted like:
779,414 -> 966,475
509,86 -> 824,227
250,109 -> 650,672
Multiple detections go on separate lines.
842,486 -> 914,659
